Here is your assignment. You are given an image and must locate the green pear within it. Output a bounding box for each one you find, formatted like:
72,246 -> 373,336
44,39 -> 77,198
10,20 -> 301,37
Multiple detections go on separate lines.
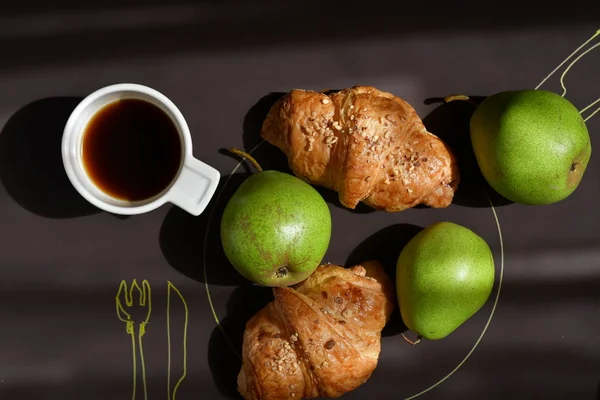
470,89 -> 592,205
396,221 -> 495,340
220,149 -> 332,287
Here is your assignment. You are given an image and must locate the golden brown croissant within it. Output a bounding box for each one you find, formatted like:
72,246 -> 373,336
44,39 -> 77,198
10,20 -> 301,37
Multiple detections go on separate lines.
260,86 -> 460,212
237,261 -> 395,400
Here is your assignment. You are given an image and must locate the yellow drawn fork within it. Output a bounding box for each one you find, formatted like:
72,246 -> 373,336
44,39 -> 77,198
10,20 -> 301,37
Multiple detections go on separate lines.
116,280 -> 152,400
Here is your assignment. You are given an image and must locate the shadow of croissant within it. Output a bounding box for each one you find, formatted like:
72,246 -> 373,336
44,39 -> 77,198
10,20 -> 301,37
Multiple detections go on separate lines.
346,223 -> 424,338
207,284 -> 274,400
422,96 -> 514,209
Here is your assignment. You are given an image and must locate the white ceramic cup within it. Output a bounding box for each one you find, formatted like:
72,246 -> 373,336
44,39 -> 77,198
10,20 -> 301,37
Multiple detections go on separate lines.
61,83 -> 221,216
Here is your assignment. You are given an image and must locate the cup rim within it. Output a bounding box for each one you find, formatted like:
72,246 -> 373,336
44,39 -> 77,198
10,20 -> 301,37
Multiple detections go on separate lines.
61,83 -> 192,215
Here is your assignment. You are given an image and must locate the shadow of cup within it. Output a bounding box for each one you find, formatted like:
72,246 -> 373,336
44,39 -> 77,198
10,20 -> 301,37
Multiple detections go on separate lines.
0,97 -> 102,218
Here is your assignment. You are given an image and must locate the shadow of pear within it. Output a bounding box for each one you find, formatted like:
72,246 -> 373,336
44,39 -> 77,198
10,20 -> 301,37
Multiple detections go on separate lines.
159,171 -> 251,286
422,96 -> 513,208
0,97 -> 102,218
345,223 -> 424,337
207,284 -> 274,399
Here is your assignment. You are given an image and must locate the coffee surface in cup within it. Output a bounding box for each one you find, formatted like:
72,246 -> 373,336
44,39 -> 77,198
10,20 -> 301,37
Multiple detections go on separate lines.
82,98 -> 182,202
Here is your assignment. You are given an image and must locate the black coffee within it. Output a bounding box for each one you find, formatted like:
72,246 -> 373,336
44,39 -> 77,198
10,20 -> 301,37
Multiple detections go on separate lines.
82,98 -> 182,202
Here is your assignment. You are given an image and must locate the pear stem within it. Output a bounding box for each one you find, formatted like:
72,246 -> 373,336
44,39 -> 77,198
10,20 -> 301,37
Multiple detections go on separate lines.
227,147 -> 263,172
401,332 -> 422,346
444,94 -> 478,107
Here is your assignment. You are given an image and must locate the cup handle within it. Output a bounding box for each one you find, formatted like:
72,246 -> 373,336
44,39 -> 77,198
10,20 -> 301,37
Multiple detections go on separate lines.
167,156 -> 221,216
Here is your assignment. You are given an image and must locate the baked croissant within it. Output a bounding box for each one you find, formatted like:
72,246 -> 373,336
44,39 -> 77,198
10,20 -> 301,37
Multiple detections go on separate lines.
237,261 -> 395,400
260,86 -> 460,212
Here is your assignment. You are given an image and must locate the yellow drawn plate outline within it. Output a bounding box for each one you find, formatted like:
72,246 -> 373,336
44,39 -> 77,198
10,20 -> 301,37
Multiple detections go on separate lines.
536,29 -> 600,122
200,28 -> 599,399
202,145 -> 505,399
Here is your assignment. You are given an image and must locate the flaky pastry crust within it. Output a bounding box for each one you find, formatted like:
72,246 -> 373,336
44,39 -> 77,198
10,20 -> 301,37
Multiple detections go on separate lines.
260,86 -> 460,212
237,261 -> 395,400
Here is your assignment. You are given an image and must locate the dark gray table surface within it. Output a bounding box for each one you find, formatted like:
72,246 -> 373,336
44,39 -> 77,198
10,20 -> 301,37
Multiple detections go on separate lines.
0,2 -> 599,399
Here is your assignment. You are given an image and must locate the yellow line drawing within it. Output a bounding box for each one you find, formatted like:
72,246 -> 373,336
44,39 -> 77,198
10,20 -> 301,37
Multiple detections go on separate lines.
116,279 -> 152,400
558,41 -> 600,98
580,97 -> 600,115
535,29 -> 600,90
581,97 -> 600,123
535,28 -> 600,123
167,281 -> 189,400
